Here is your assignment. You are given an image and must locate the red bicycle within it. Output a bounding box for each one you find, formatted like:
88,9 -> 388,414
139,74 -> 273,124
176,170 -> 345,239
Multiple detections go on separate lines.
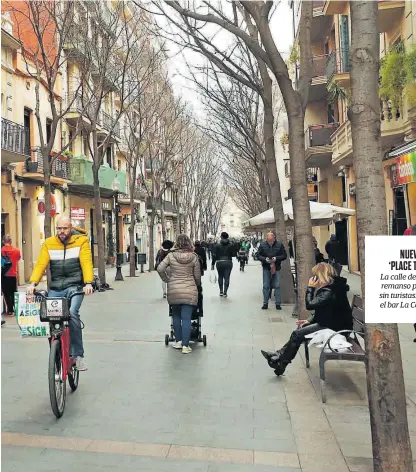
36,289 -> 85,418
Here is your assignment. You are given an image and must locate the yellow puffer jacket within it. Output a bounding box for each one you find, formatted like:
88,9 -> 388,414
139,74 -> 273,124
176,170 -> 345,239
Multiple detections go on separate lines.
30,227 -> 94,291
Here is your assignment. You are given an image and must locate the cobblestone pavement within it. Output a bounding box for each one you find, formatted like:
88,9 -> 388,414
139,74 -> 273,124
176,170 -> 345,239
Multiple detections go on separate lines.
2,263 -> 416,471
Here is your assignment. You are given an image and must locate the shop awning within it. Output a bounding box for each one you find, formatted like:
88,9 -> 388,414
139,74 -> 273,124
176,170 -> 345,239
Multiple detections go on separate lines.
243,200 -> 355,230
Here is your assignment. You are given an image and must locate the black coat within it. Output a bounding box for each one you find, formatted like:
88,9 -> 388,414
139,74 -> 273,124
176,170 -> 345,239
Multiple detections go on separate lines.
257,240 -> 287,270
212,239 -> 236,265
325,240 -> 339,262
194,246 -> 207,275
305,276 -> 353,332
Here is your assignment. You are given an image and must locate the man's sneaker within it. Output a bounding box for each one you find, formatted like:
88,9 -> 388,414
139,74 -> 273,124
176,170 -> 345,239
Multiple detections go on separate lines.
220,292 -> 224,297
75,357 -> 88,371
1,320 -> 5,326
182,346 -> 192,354
223,293 -> 228,298
262,304 -> 268,310
163,293 -> 167,299
172,341 -> 183,349
276,305 -> 282,310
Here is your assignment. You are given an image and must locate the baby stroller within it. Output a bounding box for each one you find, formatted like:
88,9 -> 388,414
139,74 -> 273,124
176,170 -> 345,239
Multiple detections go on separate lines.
165,286 -> 207,347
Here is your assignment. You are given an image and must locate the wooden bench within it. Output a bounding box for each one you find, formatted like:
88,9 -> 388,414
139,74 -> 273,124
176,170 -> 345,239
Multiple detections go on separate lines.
304,295 -> 366,403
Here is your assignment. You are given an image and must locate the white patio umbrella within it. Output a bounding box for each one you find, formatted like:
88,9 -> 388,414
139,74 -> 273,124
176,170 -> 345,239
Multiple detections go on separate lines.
243,199 -> 355,230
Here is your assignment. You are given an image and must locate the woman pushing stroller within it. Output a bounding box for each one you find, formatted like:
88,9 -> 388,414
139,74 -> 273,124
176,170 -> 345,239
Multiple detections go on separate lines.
157,235 -> 201,354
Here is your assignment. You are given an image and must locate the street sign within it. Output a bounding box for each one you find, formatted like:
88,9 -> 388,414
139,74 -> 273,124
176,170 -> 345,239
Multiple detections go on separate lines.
70,207 -> 86,220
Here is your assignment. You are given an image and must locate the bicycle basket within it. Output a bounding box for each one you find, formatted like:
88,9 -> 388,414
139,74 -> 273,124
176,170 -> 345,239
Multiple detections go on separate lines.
39,297 -> 70,322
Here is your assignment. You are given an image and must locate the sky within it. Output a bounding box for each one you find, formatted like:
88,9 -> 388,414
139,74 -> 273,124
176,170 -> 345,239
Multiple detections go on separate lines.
158,1 -> 294,118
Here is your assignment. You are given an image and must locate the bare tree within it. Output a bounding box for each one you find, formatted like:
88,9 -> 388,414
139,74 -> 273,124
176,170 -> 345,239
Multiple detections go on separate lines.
349,2 -> 413,470
74,1 -> 144,286
139,87 -> 199,270
118,41 -> 166,277
153,0 -> 314,313
6,1 -> 85,240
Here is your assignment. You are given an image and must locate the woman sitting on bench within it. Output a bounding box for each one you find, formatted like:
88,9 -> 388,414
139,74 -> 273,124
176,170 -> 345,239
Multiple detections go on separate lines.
261,262 -> 353,376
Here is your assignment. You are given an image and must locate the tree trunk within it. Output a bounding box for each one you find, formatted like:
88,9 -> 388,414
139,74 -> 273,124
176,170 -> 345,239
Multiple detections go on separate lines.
287,107 -> 314,318
129,172 -> 137,277
349,3 -> 413,470
148,211 -> 156,271
43,151 -> 53,240
161,202 -> 167,241
92,164 -> 106,285
262,76 -> 295,305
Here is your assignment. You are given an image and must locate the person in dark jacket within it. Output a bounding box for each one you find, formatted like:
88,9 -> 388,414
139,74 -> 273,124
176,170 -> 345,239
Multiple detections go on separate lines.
257,232 -> 287,310
206,240 -> 215,260
313,238 -> 325,264
261,262 -> 353,376
325,234 -> 339,263
194,241 -> 207,276
156,240 -> 174,298
127,244 -> 139,270
211,232 -> 236,297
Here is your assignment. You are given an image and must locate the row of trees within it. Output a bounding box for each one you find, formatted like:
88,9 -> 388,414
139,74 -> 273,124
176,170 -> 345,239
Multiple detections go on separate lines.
141,1 -> 412,470
6,0 -> 226,278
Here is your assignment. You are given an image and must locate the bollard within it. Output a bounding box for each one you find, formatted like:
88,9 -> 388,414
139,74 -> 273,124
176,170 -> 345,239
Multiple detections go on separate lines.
115,253 -> 124,281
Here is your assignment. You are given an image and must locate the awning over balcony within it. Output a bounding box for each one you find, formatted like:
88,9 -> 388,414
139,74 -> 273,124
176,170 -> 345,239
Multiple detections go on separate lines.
243,200 -> 355,230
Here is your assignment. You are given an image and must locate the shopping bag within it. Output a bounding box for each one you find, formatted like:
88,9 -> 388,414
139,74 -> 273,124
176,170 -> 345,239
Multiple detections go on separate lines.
14,292 -> 50,338
209,269 -> 217,284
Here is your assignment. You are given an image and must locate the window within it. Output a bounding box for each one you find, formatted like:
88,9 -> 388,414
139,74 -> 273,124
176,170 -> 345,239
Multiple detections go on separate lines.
117,159 -> 121,171
83,134 -> 89,156
69,131 -> 73,152
106,146 -> 112,167
24,108 -> 32,147
46,119 -> 52,144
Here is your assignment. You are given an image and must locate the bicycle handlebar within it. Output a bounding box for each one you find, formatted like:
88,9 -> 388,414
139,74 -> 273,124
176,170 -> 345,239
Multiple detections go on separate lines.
33,290 -> 85,301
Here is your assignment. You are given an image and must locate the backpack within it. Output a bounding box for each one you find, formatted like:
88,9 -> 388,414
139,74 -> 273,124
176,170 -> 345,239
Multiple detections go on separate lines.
1,254 -> 12,275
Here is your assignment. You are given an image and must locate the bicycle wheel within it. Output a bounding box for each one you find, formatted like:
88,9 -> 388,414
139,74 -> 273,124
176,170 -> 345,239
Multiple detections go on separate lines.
48,339 -> 66,418
68,366 -> 79,392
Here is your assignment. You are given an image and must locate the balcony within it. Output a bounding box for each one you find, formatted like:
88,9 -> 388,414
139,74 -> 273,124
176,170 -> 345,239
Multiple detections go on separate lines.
378,1 -> 405,33
305,122 -> 339,167
308,54 -> 330,102
380,95 -> 415,150
331,120 -> 353,166
69,157 -> 127,196
98,111 -> 121,139
146,198 -> 178,215
326,50 -> 350,86
23,148 -> 71,182
1,118 -> 31,163
66,92 -> 96,127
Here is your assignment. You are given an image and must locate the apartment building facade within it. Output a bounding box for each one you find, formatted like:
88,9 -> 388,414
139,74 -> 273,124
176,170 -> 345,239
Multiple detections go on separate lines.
291,0 -> 416,273
0,2 -> 155,282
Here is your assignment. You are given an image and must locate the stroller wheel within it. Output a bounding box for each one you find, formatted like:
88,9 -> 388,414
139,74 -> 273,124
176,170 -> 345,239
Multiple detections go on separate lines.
165,334 -> 169,346
203,335 -> 207,347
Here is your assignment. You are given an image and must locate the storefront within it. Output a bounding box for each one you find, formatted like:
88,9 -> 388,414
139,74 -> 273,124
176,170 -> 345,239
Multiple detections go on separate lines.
384,141 -> 416,235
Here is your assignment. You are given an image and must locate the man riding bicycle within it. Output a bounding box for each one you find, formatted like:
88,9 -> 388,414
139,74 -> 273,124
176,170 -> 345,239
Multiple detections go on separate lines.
26,215 -> 94,371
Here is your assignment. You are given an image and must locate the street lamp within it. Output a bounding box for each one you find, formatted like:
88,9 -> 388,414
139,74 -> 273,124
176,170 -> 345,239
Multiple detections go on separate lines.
114,191 -> 124,281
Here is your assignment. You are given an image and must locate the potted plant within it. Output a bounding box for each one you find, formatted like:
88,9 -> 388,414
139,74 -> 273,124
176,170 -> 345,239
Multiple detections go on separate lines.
280,132 -> 289,151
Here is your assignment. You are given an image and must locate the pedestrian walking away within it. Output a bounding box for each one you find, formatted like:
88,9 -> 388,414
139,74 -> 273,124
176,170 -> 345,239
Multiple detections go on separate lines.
194,240 -> 207,276
257,232 -> 287,310
26,216 -> 94,371
261,262 -> 353,376
157,234 -> 201,354
212,232 -> 235,297
1,235 -> 21,316
325,233 -> 342,275
127,244 -> 139,270
155,240 -> 174,298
